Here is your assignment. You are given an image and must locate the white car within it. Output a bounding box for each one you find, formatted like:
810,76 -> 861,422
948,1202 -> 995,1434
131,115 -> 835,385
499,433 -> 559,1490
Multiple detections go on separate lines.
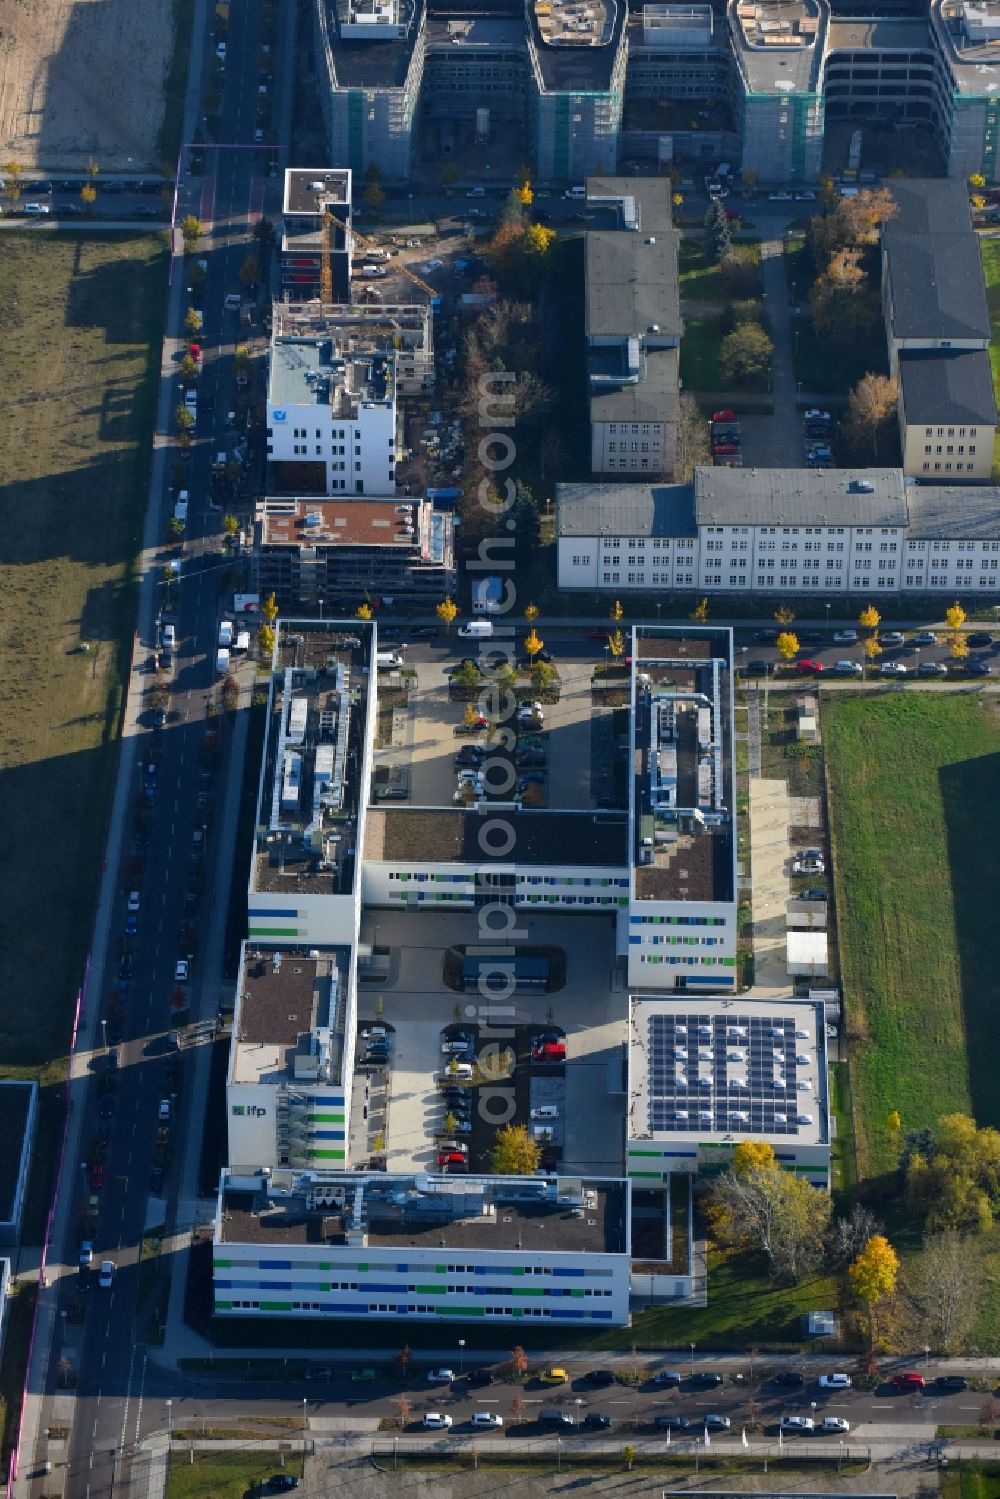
174,959 -> 189,982
768,191 -> 793,202
804,408 -> 831,422
780,1416 -> 815,1433
426,1368 -> 455,1383
818,1372 -> 852,1390
832,630 -> 857,644
422,1412 -> 453,1429
794,190 -> 816,201
79,1240 -> 94,1267
880,661 -> 908,676
23,202 -> 51,216
820,1416 -> 851,1433
465,186 -> 486,198
833,660 -> 862,676
158,1099 -> 172,1121
918,661 -> 948,676
127,890 -> 141,913
99,1260 -> 115,1289
471,1412 -> 503,1428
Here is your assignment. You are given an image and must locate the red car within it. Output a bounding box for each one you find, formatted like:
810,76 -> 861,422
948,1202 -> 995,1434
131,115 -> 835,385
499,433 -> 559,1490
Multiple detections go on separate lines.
892,1372 -> 925,1390
90,1162 -> 106,1190
712,408 -> 736,423
796,659 -> 823,674
713,442 -> 739,456
188,343 -> 202,362
438,1151 -> 467,1167
532,1043 -> 567,1061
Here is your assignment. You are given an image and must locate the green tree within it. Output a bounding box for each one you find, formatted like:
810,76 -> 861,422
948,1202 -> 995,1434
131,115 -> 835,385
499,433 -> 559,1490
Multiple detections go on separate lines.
184,307 -> 203,337
239,254 -> 260,288
222,513 -> 239,536
532,661 -> 557,694
721,322 -> 772,385
362,181 -> 385,215
453,661 -> 482,690
704,198 -> 731,262
490,1124 -> 540,1175
174,405 -> 195,434
168,516 -> 185,539
180,354 -> 198,382
510,485 -> 540,556
809,247 -> 878,344
498,187 -> 526,228
252,216 -> 276,253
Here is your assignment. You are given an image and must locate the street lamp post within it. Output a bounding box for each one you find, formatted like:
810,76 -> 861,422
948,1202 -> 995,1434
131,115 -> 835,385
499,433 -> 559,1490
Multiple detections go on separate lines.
101,1018 -> 108,1052
924,1344 -> 931,1369
458,1339 -> 465,1376
825,601 -> 830,630
166,1400 -> 173,1436
690,1343 -> 696,1375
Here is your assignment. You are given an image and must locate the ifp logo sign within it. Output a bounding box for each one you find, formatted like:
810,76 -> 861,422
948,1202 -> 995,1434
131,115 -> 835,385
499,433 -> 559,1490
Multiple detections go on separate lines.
232,1104 -> 268,1118
272,408 -> 288,423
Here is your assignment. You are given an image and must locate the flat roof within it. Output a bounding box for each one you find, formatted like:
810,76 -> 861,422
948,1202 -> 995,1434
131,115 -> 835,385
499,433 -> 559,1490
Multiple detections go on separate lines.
364,808 -> 628,865
0,1081 -> 33,1225
934,0 -> 1000,93
283,168 -> 351,217
631,631 -> 735,905
252,623 -> 371,898
426,13 -> 526,44
269,337 -> 391,413
694,466 -> 908,527
898,349 -> 997,426
590,348 -> 679,427
906,484 -> 1000,539
557,481 -> 697,537
325,0 -> 424,87
257,498 -> 428,551
629,995 -> 829,1148
231,948 -> 347,1087
220,1172 -> 628,1255
729,0 -> 826,96
527,0 -> 627,91
828,15 -> 932,48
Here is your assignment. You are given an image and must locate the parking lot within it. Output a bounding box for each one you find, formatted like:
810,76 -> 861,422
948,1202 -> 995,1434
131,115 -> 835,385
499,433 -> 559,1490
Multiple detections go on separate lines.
351,908 -> 626,1174
374,651 -> 619,812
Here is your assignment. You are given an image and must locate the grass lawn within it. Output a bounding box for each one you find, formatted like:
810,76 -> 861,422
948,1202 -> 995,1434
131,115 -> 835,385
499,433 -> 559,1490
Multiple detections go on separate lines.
679,240 -> 761,305
679,317 -> 724,391
791,314 -> 887,394
0,233 -> 166,1241
166,1450 -> 304,1498
942,1459 -> 1000,1499
823,694 -> 1000,1176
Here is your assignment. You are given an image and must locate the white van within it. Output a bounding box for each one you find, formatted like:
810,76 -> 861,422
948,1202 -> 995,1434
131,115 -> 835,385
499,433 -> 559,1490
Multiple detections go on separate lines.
162,623 -> 176,648
218,619 -> 234,648
564,185 -> 586,200
216,647 -> 230,676
530,1105 -> 559,1120
173,498 -> 188,528
457,620 -> 493,639
375,651 -> 403,671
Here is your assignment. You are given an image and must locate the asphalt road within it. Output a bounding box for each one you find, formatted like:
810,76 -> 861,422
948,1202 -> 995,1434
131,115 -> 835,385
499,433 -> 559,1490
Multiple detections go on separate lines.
34,0 -> 272,1491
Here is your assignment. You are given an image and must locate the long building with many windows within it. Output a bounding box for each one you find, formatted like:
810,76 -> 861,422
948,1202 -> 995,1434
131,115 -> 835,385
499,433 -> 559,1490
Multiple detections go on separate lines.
557,468 -> 1000,596
309,0 -> 1000,184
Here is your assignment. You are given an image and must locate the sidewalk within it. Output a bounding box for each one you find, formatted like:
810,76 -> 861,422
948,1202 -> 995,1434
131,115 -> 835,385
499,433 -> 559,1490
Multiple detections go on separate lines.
748,778 -> 792,992
740,238 -> 808,468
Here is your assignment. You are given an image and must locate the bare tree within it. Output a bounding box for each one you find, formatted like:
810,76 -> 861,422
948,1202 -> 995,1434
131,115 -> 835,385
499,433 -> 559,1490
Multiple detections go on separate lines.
827,1204 -> 882,1269
901,1229 -> 986,1353
842,374 -> 899,461
675,392 -> 712,481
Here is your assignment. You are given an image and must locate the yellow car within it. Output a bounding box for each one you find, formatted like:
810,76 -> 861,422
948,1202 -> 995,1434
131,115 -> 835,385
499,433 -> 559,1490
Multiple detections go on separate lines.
540,1367 -> 568,1385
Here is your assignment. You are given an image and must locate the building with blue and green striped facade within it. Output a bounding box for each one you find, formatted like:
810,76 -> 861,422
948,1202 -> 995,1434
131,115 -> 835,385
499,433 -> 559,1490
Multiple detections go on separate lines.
214,1169 -> 632,1324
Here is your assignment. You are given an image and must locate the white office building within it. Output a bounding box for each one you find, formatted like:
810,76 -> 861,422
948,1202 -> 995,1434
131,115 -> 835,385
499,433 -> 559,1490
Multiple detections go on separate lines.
557,469 -> 1000,597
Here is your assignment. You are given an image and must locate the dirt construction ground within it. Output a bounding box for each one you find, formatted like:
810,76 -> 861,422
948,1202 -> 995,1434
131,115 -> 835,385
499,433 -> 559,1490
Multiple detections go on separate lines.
0,0 -> 175,167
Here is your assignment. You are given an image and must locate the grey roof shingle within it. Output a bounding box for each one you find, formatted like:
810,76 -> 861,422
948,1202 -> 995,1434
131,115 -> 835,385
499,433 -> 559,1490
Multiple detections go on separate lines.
585,230 -> 681,339
693,467 -> 909,527
884,231 -> 991,342
906,485 -> 1000,540
556,481 -> 697,538
589,347 -> 679,422
887,177 -> 973,237
898,349 -> 997,426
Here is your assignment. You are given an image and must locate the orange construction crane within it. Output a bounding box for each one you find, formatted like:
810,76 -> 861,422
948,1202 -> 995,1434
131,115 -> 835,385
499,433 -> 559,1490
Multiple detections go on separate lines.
322,207 -> 438,302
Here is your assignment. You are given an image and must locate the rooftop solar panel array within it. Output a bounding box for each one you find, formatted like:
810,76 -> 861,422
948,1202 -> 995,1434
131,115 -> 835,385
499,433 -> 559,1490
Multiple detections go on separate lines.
645,1011 -> 816,1136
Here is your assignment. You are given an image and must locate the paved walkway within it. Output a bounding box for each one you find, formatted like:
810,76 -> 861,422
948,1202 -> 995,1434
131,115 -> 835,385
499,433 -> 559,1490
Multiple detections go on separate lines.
748,778 -> 793,994
740,238 -> 806,469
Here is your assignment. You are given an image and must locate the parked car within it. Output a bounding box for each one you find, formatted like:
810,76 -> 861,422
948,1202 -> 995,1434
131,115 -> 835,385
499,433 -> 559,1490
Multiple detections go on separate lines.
583,1412 -> 613,1429
652,1370 -> 683,1386
832,629 -> 858,644
779,1416 -> 815,1433
935,1375 -> 969,1392
818,1372 -> 852,1390
581,1369 -> 617,1386
743,659 -> 772,676
969,632 -> 994,647
90,1162 -> 106,1190
918,661 -> 947,676
771,1370 -> 805,1387
704,1414 -> 731,1430
471,1411 -> 503,1427
656,1415 -> 690,1431
426,1368 -> 455,1383
691,1372 -> 724,1388
820,1416 -> 851,1433
879,631 -> 905,646
795,659 -> 823,674
467,1369 -> 496,1386
880,661 -> 908,676
804,408 -> 831,422
98,1260 -> 115,1288
912,631 -> 938,645
712,409 -> 736,423
967,661 -> 992,675
892,1372 -> 926,1390
539,1367 -> 568,1385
